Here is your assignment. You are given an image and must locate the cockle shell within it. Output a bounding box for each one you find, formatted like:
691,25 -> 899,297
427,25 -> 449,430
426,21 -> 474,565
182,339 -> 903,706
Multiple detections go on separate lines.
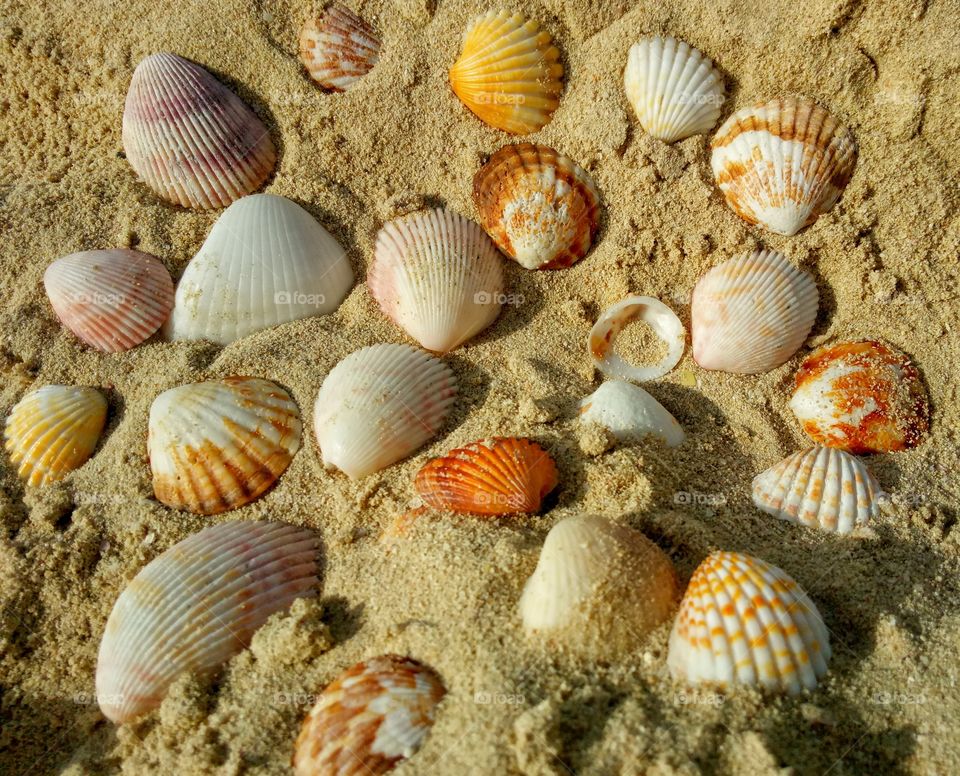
122,52 -> 276,209
667,551 -> 831,694
449,10 -> 563,135
96,520 -> 318,724
691,249 -> 818,374
623,35 -> 725,143
711,97 -> 857,235
313,345 -> 457,478
588,296 -> 686,382
166,194 -> 354,345
293,655 -> 445,776
790,340 -> 929,454
148,377 -> 302,515
368,208 -> 505,352
4,385 -> 107,486
299,3 -> 381,91
472,143 -> 601,270
578,380 -> 685,447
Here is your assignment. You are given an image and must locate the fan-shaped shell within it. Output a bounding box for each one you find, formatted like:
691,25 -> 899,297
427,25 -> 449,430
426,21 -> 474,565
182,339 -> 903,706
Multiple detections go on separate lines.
299,3 -> 381,91
578,380 -> 685,447
122,52 -> 276,209
588,296 -> 686,382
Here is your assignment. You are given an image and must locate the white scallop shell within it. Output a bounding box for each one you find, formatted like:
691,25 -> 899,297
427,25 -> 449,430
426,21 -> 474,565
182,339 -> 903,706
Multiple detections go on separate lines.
587,296 -> 685,382
578,380 -> 685,447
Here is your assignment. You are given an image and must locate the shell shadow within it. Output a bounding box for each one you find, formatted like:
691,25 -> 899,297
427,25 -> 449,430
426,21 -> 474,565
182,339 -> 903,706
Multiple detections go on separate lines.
438,354 -> 492,441
320,595 -> 365,645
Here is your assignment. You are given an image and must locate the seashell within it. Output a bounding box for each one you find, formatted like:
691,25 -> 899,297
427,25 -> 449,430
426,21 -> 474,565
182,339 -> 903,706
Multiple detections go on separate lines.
623,35 -> 725,143
519,515 -> 678,658
578,380 -> 685,447
368,208 -> 505,352
415,437 -> 558,515
588,296 -> 686,382
789,340 -> 929,454
752,446 -> 881,534
711,96 -> 857,235
44,249 -> 174,353
293,654 -> 445,776
691,249 -> 818,374
449,10 -> 563,135
148,376 -> 302,515
122,52 -> 276,209
299,3 -> 381,92
381,506 -> 428,544
96,520 -> 318,723
166,194 -> 354,345
667,551 -> 831,694
313,345 -> 457,479
4,385 -> 108,487
472,143 -> 601,270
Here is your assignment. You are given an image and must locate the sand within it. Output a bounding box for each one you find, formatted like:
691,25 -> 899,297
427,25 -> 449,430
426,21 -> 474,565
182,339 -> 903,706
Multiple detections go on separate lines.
1,0 -> 959,773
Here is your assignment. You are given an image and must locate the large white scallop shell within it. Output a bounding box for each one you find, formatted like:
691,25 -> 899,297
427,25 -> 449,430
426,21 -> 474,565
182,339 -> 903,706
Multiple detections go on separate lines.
578,380 -> 685,447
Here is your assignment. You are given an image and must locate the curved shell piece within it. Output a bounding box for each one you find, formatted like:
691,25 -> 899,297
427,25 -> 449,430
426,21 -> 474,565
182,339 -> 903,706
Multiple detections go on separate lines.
122,52 -> 276,209
293,655 -> 445,776
368,208 -> 505,353
623,35 -> 725,143
299,3 -> 381,91
148,376 -> 302,515
691,249 -> 818,374
472,143 -> 601,270
313,345 -> 457,479
711,96 -> 857,235
667,551 -> 831,694
4,385 -> 107,486
449,10 -> 564,135
96,520 -> 318,724
578,380 -> 685,447
588,296 -> 685,382
167,194 -> 354,345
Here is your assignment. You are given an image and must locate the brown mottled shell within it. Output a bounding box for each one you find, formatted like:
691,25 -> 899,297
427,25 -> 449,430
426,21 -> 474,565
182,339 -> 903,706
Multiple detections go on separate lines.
300,3 -> 381,92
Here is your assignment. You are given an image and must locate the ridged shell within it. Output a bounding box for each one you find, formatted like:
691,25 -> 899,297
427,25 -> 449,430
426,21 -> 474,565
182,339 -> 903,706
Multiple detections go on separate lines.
449,10 -> 563,135
691,249 -> 819,374
667,551 -> 831,694
368,208 -> 505,353
4,385 -> 107,486
122,52 -> 276,209
299,3 -> 381,92
752,446 -> 881,534
148,377 -> 302,515
588,296 -> 686,382
293,655 -> 445,776
472,144 -> 601,270
166,194 -> 354,345
789,340 -> 929,454
578,380 -> 685,447
96,520 -> 318,724
44,249 -> 174,353
623,35 -> 725,143
711,97 -> 857,235
313,345 -> 457,479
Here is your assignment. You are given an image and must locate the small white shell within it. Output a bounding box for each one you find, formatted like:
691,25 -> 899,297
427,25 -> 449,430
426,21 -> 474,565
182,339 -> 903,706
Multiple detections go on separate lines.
578,380 -> 685,447
299,3 -> 381,91
587,296 -> 685,382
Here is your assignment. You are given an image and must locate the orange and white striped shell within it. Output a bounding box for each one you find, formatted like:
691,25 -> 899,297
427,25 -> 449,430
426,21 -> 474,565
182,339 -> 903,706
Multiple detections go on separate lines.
300,3 -> 381,92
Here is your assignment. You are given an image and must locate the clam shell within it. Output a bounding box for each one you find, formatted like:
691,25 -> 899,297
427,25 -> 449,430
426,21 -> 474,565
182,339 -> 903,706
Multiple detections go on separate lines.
166,194 -> 354,345
44,249 -> 174,353
293,655 -> 445,776
667,551 -> 831,694
368,208 -> 505,353
711,96 -> 857,235
578,380 -> 685,447
4,385 -> 107,487
449,10 -> 563,135
691,249 -> 818,374
96,520 -> 318,724
122,52 -> 276,209
588,296 -> 686,382
472,143 -> 601,270
148,376 -> 302,515
300,3 -> 381,91
313,345 -> 457,478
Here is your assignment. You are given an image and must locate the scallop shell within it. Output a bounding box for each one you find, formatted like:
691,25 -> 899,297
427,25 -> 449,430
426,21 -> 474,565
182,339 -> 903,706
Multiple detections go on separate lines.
293,655 -> 445,776
166,194 -> 354,345
43,249 -> 174,353
691,249 -> 818,374
667,551 -> 831,694
4,385 -> 107,487
578,380 -> 685,447
299,3 -> 381,91
623,35 -> 725,143
313,345 -> 457,478
472,143 -> 601,270
368,208 -> 505,353
148,376 -> 302,515
122,52 -> 276,209
96,520 -> 318,724
588,296 -> 686,382
711,96 -> 857,235
449,10 -> 563,135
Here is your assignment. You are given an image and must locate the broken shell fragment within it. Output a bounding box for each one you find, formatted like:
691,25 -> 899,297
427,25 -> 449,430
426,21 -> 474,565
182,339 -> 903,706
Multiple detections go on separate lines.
588,296 -> 685,382
578,380 -> 685,447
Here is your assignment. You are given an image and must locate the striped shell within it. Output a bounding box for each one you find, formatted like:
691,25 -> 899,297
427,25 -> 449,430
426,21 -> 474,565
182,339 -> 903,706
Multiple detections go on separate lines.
96,520 -> 318,724
588,296 -> 686,382
300,3 -> 381,91
122,52 -> 276,209
578,380 -> 685,447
